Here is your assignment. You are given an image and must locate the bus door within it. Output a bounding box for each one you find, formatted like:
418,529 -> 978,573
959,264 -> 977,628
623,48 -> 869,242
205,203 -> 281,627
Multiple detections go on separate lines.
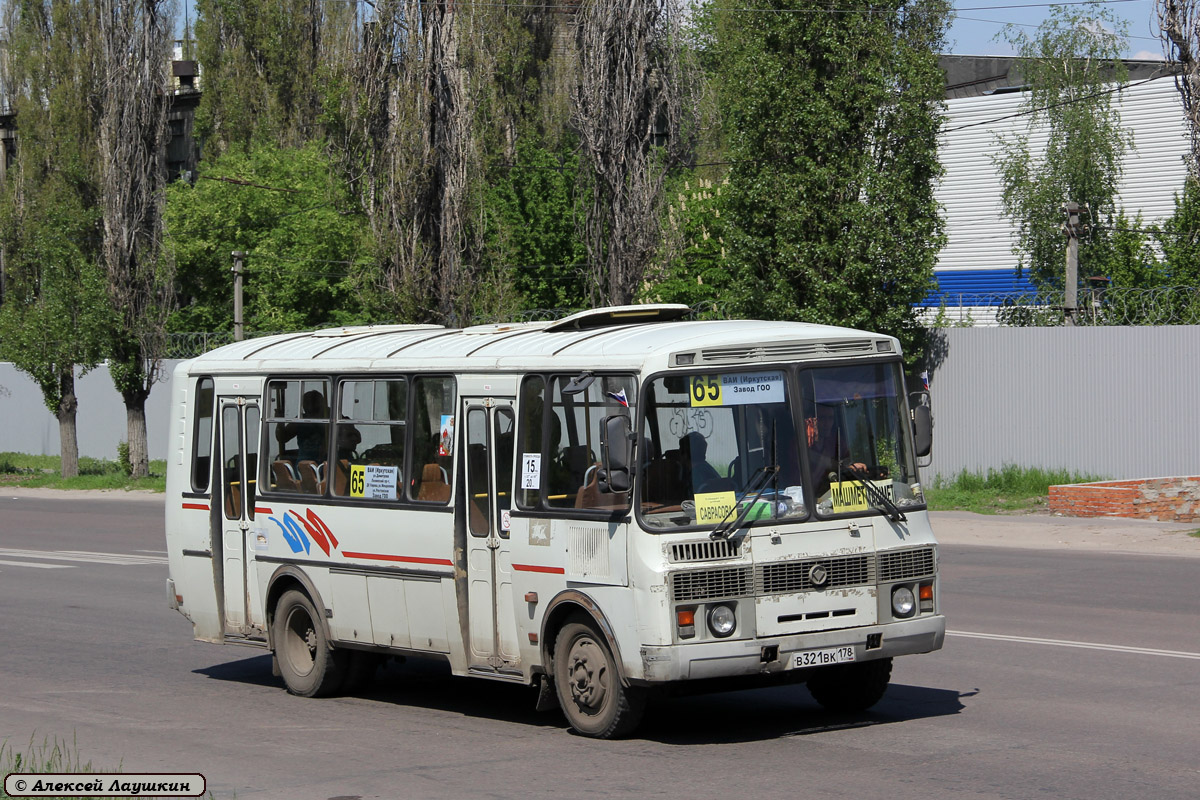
462,398 -> 520,672
216,396 -> 260,637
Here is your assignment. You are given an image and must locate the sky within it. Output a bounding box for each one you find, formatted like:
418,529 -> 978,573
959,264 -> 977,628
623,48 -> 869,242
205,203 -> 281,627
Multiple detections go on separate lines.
175,0 -> 1166,62
945,0 -> 1164,59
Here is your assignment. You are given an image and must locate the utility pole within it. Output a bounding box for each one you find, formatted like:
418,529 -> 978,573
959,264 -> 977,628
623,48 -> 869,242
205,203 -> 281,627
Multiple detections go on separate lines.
231,251 -> 245,342
1062,202 -> 1086,326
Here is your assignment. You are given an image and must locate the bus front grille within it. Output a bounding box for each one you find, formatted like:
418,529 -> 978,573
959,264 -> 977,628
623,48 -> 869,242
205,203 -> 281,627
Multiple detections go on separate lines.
671,566 -> 753,602
876,546 -> 936,582
755,554 -> 875,595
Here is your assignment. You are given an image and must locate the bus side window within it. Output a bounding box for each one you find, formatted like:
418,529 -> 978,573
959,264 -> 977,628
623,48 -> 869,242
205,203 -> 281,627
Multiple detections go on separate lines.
333,378 -> 407,500
264,379 -> 330,495
409,376 -> 456,503
515,375 -> 545,509
191,377 -> 215,493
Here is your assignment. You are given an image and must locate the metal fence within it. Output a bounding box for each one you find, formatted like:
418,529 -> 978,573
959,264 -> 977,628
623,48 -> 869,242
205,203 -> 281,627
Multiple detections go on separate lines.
924,286 -> 1200,327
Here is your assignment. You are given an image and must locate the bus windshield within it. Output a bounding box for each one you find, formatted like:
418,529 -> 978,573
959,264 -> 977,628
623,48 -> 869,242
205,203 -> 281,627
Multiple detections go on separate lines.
640,370 -> 808,531
799,363 -> 924,518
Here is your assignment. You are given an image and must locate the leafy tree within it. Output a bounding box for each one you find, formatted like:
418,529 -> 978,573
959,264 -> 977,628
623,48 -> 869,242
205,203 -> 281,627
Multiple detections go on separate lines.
482,139 -> 587,311
194,0 -> 352,153
0,0 -> 109,478
648,174 -> 733,311
995,6 -> 1132,293
165,141 -> 371,332
707,0 -> 948,362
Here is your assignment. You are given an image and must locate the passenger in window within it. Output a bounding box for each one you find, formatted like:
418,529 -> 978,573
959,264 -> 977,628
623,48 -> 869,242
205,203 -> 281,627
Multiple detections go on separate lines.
277,390 -> 329,463
680,431 -> 721,492
335,419 -> 361,459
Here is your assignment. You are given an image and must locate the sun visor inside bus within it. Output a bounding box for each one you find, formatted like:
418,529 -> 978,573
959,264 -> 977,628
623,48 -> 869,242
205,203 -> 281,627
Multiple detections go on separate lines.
809,365 -> 899,403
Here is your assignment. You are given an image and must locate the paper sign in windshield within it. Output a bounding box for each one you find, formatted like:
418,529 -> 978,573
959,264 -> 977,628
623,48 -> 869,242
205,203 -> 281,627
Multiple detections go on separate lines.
695,490 -> 738,524
350,464 -> 399,500
689,371 -> 785,408
830,480 -> 895,513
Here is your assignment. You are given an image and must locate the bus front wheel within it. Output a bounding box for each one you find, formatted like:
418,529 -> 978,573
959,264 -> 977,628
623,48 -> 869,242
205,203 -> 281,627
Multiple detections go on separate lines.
806,657 -> 892,712
273,589 -> 347,697
553,620 -> 645,738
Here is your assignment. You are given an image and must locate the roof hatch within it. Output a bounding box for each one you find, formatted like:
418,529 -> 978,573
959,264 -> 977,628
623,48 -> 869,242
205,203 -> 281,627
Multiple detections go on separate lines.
543,304 -> 691,332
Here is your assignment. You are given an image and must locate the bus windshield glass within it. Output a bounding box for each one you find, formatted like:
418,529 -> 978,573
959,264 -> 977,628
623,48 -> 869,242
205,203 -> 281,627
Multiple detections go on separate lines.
640,370 -> 808,531
799,363 -> 925,518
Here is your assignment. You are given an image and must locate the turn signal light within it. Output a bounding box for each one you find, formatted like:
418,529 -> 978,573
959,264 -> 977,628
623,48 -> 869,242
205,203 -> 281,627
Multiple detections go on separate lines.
919,581 -> 934,613
676,608 -> 696,639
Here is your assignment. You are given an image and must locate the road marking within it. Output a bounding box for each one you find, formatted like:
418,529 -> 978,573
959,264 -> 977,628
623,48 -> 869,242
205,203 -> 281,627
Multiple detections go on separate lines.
948,630 -> 1200,661
0,559 -> 73,569
0,547 -> 168,566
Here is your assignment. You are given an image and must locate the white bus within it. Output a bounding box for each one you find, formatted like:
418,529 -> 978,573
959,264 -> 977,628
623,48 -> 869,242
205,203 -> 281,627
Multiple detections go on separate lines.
165,305 -> 943,738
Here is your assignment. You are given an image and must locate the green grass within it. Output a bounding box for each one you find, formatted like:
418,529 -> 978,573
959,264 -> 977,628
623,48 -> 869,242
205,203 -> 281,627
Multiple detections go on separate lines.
925,464 -> 1105,515
0,452 -> 166,492
1,735 -> 95,799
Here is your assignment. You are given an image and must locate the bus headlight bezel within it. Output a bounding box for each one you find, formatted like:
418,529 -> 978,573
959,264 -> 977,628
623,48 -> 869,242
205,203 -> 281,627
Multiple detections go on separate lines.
707,603 -> 737,638
891,585 -> 916,618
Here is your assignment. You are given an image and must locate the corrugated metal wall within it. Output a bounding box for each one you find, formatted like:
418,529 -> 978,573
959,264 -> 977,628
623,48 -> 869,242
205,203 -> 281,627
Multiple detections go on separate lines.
922,325 -> 1200,482
936,76 -> 1191,277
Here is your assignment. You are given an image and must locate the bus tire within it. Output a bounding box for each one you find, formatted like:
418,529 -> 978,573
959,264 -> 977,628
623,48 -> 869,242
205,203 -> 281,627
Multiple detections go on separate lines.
272,589 -> 347,698
806,656 -> 892,712
553,620 -> 645,738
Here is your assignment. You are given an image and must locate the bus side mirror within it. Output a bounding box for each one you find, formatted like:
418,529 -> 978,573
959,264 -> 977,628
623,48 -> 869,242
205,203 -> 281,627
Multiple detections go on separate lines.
599,414 -> 633,494
910,393 -> 932,458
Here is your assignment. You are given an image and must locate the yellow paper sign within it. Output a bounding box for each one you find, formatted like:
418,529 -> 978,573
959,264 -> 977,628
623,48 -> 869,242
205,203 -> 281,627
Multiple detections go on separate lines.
830,480 -> 896,513
695,491 -> 737,524
829,481 -> 869,513
689,375 -> 723,407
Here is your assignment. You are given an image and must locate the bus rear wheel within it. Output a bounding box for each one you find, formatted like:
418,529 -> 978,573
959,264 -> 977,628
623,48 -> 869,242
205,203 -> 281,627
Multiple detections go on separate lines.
273,589 -> 347,697
553,620 -> 645,738
806,657 -> 892,712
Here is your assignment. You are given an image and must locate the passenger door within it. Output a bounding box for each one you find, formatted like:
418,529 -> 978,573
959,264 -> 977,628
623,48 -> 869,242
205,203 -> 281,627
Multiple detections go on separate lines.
462,398 -> 520,673
216,396 -> 260,637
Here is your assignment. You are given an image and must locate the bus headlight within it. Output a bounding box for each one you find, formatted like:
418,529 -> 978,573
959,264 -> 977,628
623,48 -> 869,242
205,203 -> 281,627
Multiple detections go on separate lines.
891,586 -> 916,618
707,604 -> 737,638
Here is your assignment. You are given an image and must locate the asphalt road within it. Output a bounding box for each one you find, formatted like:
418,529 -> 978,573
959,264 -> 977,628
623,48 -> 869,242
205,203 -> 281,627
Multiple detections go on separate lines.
0,492 -> 1197,800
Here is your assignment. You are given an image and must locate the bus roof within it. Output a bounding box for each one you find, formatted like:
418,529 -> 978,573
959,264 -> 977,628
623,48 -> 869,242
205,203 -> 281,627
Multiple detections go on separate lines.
184,305 -> 900,374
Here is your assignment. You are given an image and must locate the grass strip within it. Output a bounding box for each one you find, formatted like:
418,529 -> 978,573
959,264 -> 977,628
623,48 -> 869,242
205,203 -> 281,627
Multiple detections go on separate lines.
925,464 -> 1106,515
0,452 -> 166,492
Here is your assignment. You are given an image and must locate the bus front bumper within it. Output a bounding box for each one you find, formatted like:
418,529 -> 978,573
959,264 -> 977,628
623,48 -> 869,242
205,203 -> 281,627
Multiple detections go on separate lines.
634,614 -> 946,684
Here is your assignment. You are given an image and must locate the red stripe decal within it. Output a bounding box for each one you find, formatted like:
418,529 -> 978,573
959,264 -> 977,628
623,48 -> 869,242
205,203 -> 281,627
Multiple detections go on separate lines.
513,563 -> 566,575
182,503 -> 209,511
342,551 -> 454,567
254,507 -> 273,515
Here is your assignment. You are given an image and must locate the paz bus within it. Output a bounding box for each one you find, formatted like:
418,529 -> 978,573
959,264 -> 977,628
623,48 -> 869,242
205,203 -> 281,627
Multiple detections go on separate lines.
164,304 -> 944,738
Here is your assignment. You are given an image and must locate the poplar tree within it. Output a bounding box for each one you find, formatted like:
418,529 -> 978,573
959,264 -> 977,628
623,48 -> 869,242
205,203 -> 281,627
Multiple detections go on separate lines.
708,0 -> 949,361
0,0 -> 108,478
96,0 -> 175,478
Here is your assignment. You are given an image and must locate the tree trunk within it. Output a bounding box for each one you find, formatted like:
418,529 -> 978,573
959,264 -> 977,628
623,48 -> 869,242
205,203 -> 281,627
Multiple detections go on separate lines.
58,370 -> 80,479
124,389 -> 150,479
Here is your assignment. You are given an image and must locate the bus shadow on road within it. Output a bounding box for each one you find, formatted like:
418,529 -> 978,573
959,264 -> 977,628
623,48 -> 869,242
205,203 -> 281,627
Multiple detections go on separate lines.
196,654 -> 967,743
636,682 -> 969,744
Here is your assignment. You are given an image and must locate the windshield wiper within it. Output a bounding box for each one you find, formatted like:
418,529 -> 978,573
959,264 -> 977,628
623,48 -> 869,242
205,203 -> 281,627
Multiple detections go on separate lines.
841,463 -> 906,523
709,464 -> 780,541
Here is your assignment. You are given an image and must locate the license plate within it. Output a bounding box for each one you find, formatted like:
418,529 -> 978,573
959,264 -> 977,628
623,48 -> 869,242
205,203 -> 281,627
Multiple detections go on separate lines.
791,646 -> 856,669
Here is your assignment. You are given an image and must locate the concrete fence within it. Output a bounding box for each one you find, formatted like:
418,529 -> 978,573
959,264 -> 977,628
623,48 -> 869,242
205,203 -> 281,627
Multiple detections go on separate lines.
3,325 -> 1198,485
